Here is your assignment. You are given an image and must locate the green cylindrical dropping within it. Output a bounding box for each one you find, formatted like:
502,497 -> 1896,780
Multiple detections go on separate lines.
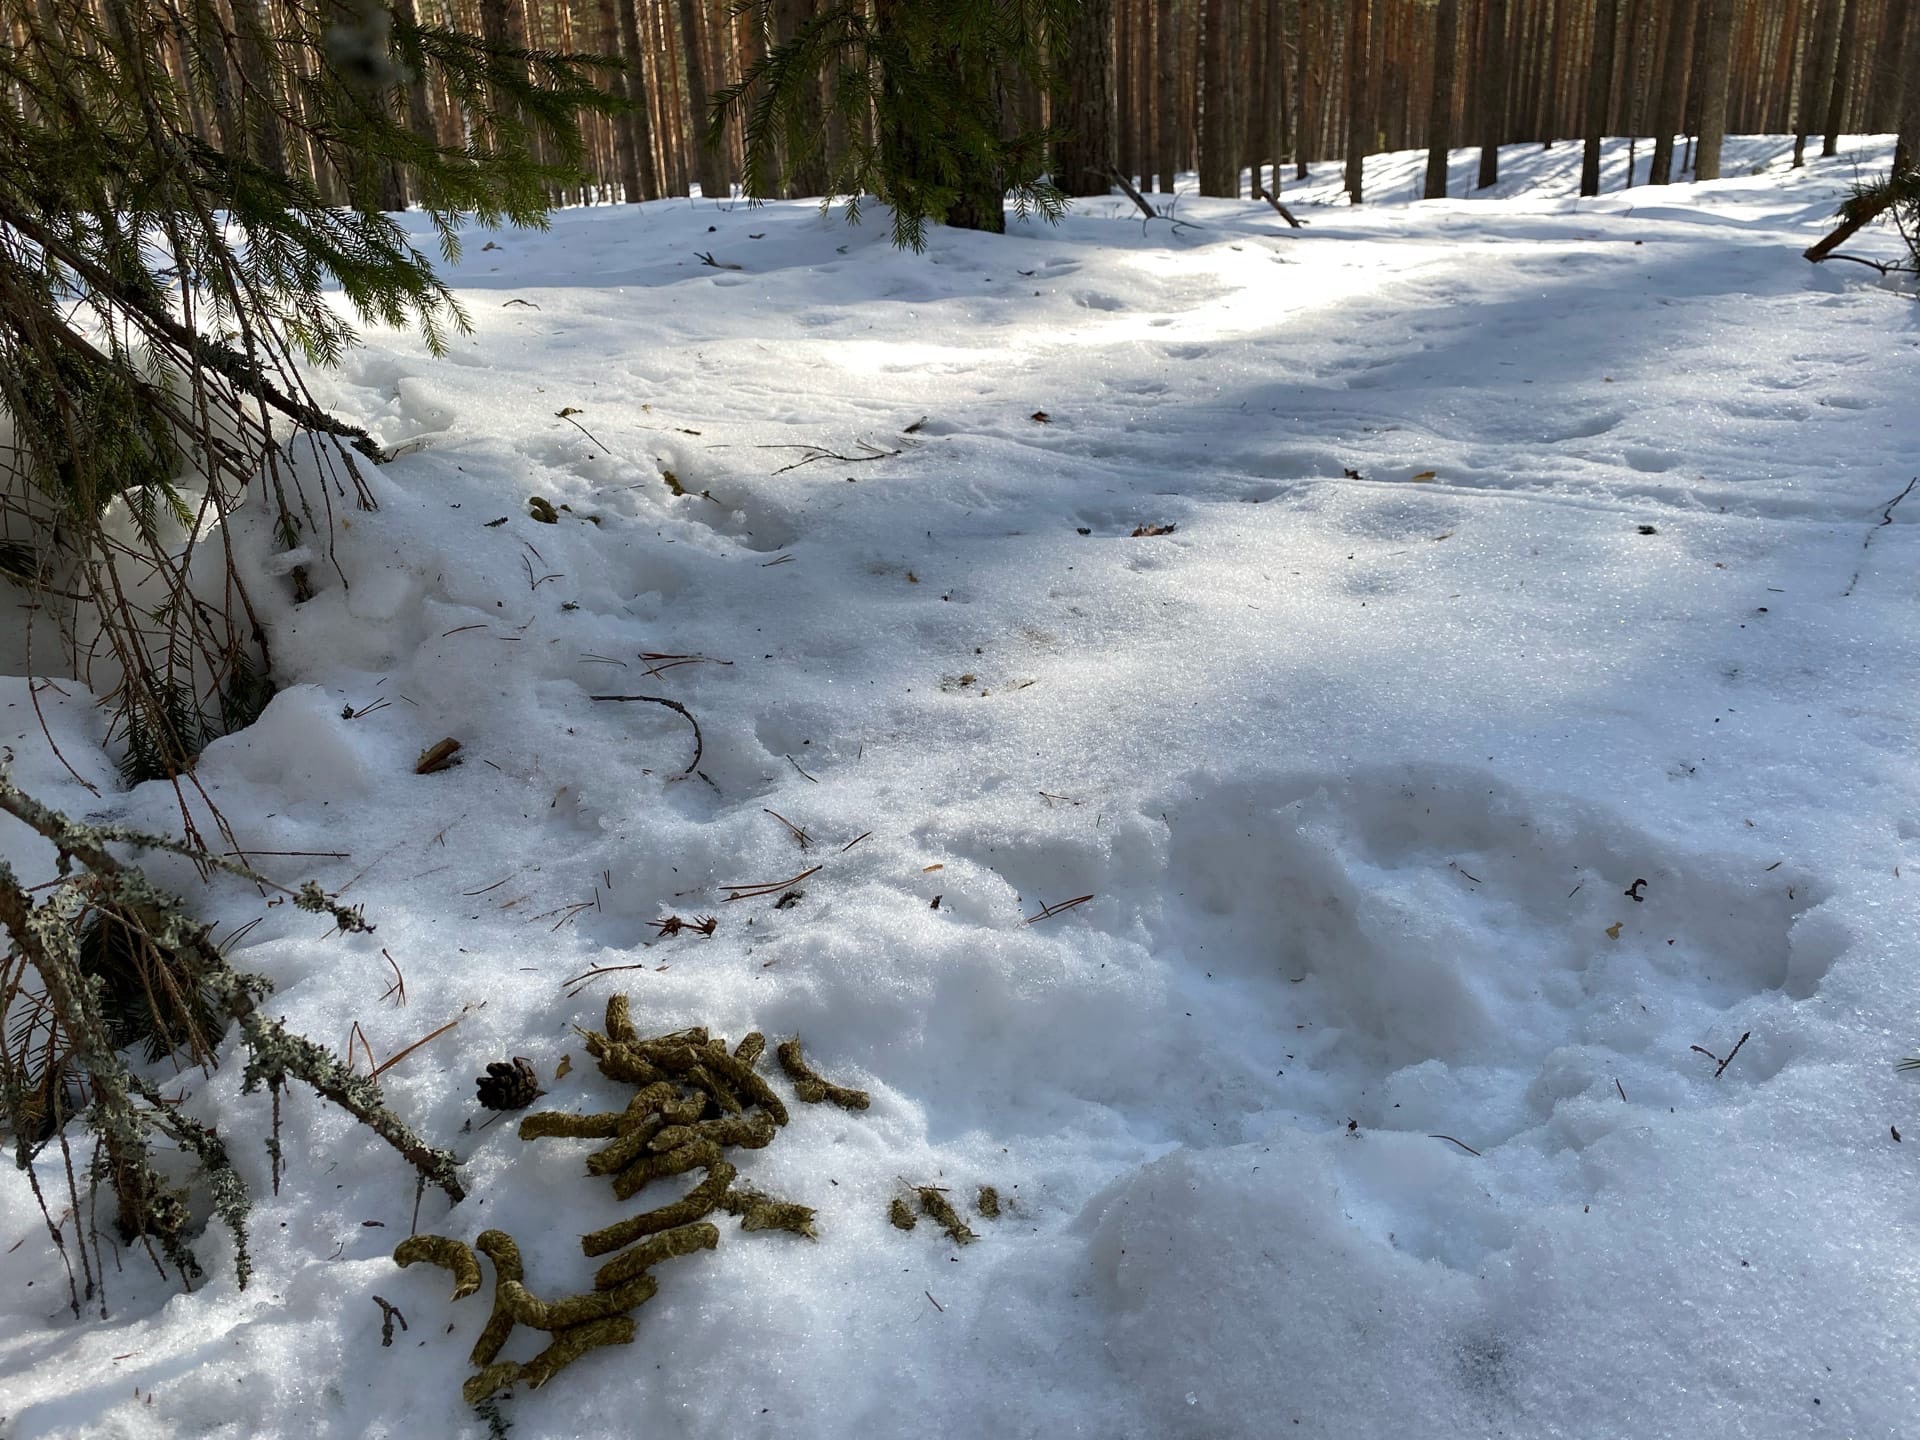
591,1220 -> 719,1290
392,1234 -> 482,1299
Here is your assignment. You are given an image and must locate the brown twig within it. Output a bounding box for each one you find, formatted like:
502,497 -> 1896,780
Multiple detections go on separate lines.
1428,1134 -> 1482,1156
785,753 -> 818,783
371,1294 -> 408,1346
521,554 -> 564,591
840,831 -> 873,853
1713,1031 -> 1750,1079
763,440 -> 901,476
588,695 -> 703,776
554,409 -> 608,452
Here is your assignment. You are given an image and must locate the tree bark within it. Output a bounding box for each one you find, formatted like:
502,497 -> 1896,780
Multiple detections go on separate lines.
1056,0 -> 1117,195
231,0 -> 288,177
770,0 -> 827,196
1477,0 -> 1508,188
1872,0 -> 1914,133
1156,0 -> 1179,191
1824,0 -> 1859,155
1295,0 -> 1312,180
1797,0 -> 1843,165
614,0 -> 661,198
1581,0 -> 1619,195
1343,0 -> 1370,203
1692,0 -> 1736,181
676,0 -> 728,198
1424,0 -> 1459,198
1896,0 -> 1920,171
1198,0 -> 1237,194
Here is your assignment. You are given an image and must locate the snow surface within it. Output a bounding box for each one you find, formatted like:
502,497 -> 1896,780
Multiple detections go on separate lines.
4,136 -> 1919,1438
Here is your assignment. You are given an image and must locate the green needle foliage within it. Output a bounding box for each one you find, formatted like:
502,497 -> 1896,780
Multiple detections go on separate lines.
714,0 -> 1072,250
1864,164 -> 1920,277
0,0 -> 610,1299
0,0 -> 619,785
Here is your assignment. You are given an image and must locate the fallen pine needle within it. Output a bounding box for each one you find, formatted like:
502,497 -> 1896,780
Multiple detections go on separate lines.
1024,893 -> 1093,924
371,1005 -> 480,1078
722,864 -> 822,901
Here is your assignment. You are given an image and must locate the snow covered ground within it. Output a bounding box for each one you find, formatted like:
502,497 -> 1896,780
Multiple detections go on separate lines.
3,135 -> 1918,1438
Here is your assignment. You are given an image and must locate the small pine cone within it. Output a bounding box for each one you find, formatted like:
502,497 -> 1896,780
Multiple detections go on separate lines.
475,1057 -> 541,1110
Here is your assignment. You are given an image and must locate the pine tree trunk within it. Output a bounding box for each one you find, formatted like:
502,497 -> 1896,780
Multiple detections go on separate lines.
1872,0 -> 1914,132
1692,0 -> 1736,180
774,0 -> 828,196
1268,0 -> 1290,186
1581,0 -> 1618,195
1295,0 -> 1312,179
1769,0 -> 1803,136
231,0 -> 287,177
1797,0 -> 1843,164
1343,0 -> 1369,201
1824,0 -> 1859,155
1896,0 -> 1920,170
1057,0 -> 1117,195
1116,0 -> 1137,182
1425,0 -> 1459,197
618,0 -> 661,197
1198,0 -> 1237,194
676,0 -> 727,198
1156,0 -> 1179,191
1476,0 -> 1507,186
1244,0 -> 1268,194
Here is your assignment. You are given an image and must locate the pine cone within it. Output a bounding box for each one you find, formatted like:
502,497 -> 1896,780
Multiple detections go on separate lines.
475,1057 -> 541,1111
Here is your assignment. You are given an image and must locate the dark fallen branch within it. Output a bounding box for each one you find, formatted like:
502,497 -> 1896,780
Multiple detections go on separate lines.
1842,476 -> 1917,596
1251,183 -> 1306,229
588,694 -> 704,775
1106,166 -> 1157,220
1819,251 -> 1899,274
1804,168 -> 1916,265
756,440 -> 901,476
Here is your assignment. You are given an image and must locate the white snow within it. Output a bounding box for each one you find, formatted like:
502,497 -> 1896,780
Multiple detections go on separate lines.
3,136 -> 1919,1439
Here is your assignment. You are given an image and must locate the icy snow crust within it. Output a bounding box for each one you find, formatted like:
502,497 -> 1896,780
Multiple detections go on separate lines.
3,138 -> 1919,1438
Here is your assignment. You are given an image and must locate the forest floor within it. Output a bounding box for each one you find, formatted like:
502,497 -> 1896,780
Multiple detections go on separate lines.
2,136 -> 1917,1439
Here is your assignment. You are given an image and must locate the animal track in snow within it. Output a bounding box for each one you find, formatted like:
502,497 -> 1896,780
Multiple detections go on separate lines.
1139,766 -> 1831,1152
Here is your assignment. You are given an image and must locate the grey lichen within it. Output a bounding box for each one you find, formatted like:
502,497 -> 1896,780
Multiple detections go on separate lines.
0,765 -> 458,1309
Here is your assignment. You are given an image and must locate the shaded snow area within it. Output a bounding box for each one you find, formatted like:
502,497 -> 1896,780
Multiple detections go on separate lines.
5,136 -> 1920,1438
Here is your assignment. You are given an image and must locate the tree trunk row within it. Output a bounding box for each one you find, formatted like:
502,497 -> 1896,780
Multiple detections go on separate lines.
83,0 -> 1919,211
